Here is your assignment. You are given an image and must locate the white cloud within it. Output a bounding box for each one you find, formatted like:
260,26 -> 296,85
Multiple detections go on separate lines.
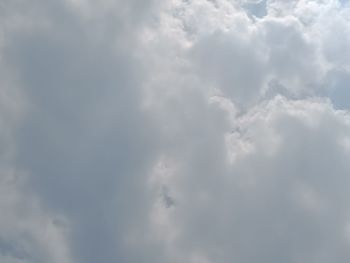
1,0 -> 350,262
149,96 -> 350,262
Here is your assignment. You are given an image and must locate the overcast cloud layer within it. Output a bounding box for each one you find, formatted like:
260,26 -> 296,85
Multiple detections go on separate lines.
1,0 -> 350,262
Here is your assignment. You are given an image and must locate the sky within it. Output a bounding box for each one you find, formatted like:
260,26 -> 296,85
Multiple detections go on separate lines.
1,0 -> 350,262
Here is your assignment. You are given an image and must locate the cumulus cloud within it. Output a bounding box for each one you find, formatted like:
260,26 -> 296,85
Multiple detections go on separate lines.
149,96 -> 350,262
1,0 -> 350,262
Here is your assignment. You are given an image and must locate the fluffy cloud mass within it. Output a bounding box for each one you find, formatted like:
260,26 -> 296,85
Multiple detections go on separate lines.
1,0 -> 350,262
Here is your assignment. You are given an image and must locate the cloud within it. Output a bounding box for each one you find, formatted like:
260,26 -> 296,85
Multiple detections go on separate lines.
149,95 -> 350,263
1,1 -> 161,262
0,170 -> 73,263
1,0 -> 350,262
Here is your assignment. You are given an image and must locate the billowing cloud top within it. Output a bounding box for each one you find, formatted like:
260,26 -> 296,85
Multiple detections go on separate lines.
1,0 -> 350,262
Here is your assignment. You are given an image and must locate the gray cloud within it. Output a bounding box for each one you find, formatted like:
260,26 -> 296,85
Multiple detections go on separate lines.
1,0 -> 350,263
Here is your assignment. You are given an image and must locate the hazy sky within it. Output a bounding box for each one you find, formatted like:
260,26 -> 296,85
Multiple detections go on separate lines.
1,0 -> 350,262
